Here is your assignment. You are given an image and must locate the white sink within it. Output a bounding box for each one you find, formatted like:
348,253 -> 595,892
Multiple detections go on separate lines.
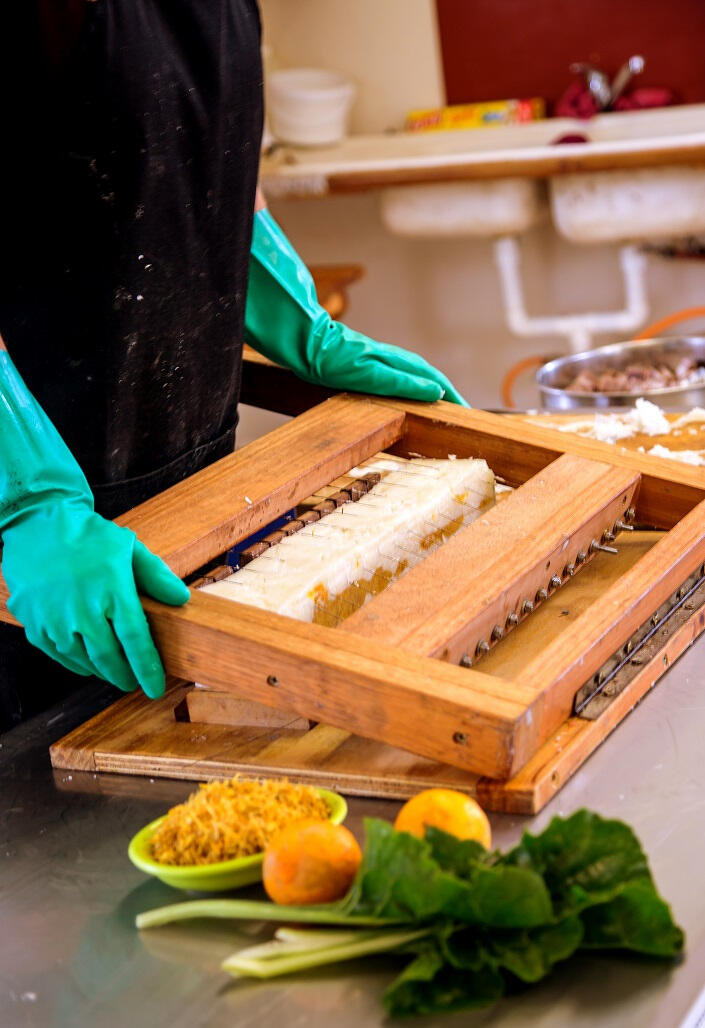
550,164 -> 705,244
379,179 -> 546,238
546,106 -> 705,244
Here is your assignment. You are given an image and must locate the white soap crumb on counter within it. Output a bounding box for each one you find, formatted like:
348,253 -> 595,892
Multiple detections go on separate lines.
671,407 -> 705,429
647,445 -> 705,466
557,398 -> 671,443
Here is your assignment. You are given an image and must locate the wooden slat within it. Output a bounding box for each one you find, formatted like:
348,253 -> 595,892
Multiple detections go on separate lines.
340,453 -> 640,665
376,399 -> 705,526
141,588 -> 536,779
47,675 -> 188,773
517,497 -> 705,745
183,690 -> 312,731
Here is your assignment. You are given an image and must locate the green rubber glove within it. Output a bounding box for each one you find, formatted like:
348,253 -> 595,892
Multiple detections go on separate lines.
245,209 -> 468,405
0,351 -> 190,698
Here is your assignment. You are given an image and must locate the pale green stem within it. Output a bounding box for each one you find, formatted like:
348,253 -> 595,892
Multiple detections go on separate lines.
223,928 -> 431,979
136,898 -> 404,931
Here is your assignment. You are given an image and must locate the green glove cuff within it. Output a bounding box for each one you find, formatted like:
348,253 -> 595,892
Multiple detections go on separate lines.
245,209 -> 468,406
0,351 -> 91,530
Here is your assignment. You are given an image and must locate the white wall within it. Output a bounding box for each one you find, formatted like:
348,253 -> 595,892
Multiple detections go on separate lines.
240,0 -> 705,432
259,0 -> 444,135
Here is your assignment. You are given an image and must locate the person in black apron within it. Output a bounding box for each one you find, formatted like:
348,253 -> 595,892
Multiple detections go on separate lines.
0,1 -> 465,732
1,0 -> 263,729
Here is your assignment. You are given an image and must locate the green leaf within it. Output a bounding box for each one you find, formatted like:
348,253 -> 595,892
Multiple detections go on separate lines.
504,810 -> 653,916
463,864 -> 554,928
487,917 -> 584,982
424,826 -> 489,876
342,820 -> 553,929
383,941 -> 505,1016
339,819 -> 469,922
580,883 -> 685,958
425,825 -> 554,927
437,916 -> 583,984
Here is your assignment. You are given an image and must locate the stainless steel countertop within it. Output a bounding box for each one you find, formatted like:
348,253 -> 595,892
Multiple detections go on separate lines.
2,646 -> 705,1028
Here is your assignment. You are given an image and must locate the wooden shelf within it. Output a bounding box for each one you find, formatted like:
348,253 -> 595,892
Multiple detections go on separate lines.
260,105 -> 705,197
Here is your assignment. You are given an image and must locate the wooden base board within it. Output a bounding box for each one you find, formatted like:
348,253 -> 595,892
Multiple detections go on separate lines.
50,579 -> 705,815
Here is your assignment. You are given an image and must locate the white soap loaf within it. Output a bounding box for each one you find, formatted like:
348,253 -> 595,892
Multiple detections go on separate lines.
202,457 -> 495,626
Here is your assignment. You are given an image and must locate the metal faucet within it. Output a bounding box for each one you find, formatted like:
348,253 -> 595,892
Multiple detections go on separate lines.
609,54 -> 645,105
570,55 -> 645,110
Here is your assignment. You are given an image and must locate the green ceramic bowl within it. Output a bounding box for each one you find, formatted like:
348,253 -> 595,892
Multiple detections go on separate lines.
127,787 -> 347,892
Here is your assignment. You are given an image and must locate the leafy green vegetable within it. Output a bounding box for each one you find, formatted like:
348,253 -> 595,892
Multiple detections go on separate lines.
336,819 -> 470,922
340,819 -> 553,928
504,809 -> 655,917
136,809 -> 684,1018
383,942 -> 505,1017
580,882 -> 685,957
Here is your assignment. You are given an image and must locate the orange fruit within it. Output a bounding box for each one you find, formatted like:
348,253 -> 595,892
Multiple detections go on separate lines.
394,789 -> 492,849
262,819 -> 362,906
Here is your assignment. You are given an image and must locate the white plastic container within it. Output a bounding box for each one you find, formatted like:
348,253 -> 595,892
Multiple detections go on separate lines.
267,68 -> 355,147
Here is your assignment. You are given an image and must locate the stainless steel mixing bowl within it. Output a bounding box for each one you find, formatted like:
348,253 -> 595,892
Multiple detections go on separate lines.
537,337 -> 705,411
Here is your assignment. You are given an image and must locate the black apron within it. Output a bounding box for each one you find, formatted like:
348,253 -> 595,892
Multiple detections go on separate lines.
0,0 -> 264,730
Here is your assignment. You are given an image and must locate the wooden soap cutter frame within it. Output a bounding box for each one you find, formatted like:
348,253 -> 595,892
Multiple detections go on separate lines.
3,349 -> 705,814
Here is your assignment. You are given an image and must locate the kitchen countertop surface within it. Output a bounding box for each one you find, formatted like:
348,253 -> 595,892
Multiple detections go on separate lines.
2,643 -> 705,1028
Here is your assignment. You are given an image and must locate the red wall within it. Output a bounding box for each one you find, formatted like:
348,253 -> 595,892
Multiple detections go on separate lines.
435,0 -> 705,111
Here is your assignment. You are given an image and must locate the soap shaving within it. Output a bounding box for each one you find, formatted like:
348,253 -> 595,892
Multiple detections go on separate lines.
553,398 -> 705,465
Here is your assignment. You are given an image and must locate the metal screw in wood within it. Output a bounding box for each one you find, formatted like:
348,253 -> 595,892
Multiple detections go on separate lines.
590,539 -> 618,555
614,520 -> 634,532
